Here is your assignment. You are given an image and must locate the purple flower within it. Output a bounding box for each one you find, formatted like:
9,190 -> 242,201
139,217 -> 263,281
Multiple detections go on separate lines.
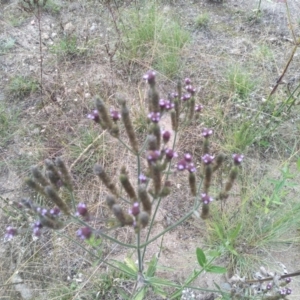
148,112 -> 160,123
202,128 -> 213,138
143,70 -> 156,85
181,94 -> 191,101
184,78 -> 191,85
87,110 -> 100,123
41,208 -> 48,216
187,163 -> 196,173
110,110 -> 121,121
266,283 -> 272,290
177,159 -> 187,171
139,174 -> 148,183
202,154 -> 214,164
77,227 -> 92,240
159,99 -> 166,109
33,222 -> 43,237
232,154 -> 244,165
286,288 -> 292,295
76,203 -> 89,218
279,288 -> 287,295
201,193 -> 213,204
185,85 -> 196,95
162,130 -> 171,143
49,207 -> 60,217
129,202 -> 140,216
164,100 -> 175,110
170,92 -> 178,99
5,226 -> 17,240
184,153 -> 192,163
147,150 -> 161,163
165,148 -> 178,160
195,104 -> 203,112
285,277 -> 291,284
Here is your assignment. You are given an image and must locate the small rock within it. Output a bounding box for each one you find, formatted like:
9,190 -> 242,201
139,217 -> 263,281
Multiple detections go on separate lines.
51,32 -> 57,38
41,33 -> 49,40
64,22 -> 75,35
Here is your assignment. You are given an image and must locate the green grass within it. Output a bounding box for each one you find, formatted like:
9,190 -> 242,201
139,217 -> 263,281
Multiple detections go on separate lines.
8,75 -> 39,98
50,36 -> 87,60
0,102 -> 20,147
195,13 -> 209,28
0,37 -> 15,54
226,65 -> 256,99
207,163 -> 300,276
119,3 -> 190,78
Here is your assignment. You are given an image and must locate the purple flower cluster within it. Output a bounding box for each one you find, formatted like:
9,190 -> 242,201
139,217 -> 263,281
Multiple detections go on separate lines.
232,154 -> 244,165
129,202 -> 140,217
165,148 -> 178,160
148,112 -> 161,123
5,226 -> 17,241
202,154 -> 214,165
77,227 -> 92,240
110,110 -> 121,122
177,153 -> 196,173
147,150 -> 161,163
159,99 -> 175,111
162,130 -> 171,143
87,110 -> 100,123
143,70 -> 156,85
202,128 -> 213,138
201,193 -> 213,204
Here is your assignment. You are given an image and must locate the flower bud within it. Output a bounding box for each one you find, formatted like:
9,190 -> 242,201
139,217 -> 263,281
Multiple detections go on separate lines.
162,131 -> 171,143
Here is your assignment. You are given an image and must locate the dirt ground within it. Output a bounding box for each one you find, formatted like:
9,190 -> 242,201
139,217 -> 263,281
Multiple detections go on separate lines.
1,0 -> 300,299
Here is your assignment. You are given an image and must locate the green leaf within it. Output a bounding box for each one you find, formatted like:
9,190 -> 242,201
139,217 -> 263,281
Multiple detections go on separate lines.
146,254 -> 158,277
206,265 -> 227,274
147,276 -> 176,287
111,260 -> 137,278
196,248 -> 207,267
124,257 -> 138,273
85,235 -> 102,247
133,287 -> 146,300
152,285 -> 167,298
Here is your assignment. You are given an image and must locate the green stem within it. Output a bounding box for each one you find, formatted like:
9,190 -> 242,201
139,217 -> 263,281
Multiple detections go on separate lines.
141,130 -> 178,260
58,231 -> 134,277
117,137 -> 135,154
